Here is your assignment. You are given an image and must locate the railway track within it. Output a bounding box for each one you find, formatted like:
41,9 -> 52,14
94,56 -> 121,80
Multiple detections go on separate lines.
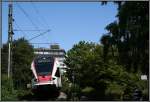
19,91 -> 67,101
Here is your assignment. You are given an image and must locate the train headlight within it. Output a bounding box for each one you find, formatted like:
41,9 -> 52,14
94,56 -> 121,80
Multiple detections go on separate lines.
34,78 -> 38,82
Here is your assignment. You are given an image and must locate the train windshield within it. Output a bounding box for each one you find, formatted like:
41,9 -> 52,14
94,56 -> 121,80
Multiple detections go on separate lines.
34,57 -> 54,75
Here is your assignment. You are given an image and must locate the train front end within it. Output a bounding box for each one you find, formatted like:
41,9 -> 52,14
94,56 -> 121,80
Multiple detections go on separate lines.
30,55 -> 62,94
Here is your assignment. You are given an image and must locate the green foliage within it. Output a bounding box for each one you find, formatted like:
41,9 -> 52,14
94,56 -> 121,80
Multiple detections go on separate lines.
65,39 -> 148,100
100,2 -> 149,100
12,38 -> 34,89
1,74 -> 18,101
81,86 -> 95,98
2,43 -> 9,73
60,73 -> 72,98
64,2 -> 149,100
101,1 -> 149,74
105,82 -> 123,100
82,86 -> 95,93
65,41 -> 103,87
2,38 -> 35,100
1,74 -> 32,101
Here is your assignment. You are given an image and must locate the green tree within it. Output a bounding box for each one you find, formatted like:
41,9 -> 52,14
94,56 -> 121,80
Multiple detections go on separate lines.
101,1 -> 149,75
12,38 -> 34,89
100,2 -> 149,100
65,41 -> 105,100
65,41 -> 141,100
1,43 -> 9,73
1,74 -> 18,101
2,38 -> 35,89
65,41 -> 103,87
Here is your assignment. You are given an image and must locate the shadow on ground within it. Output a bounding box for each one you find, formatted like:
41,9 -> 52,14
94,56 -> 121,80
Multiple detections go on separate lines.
18,86 -> 60,101
18,89 -> 60,101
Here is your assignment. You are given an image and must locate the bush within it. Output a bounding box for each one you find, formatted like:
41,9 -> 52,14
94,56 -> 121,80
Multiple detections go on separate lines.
81,86 -> 95,96
1,74 -> 18,101
105,82 -> 124,100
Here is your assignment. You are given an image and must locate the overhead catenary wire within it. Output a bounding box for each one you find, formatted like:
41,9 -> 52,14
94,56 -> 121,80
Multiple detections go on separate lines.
30,2 -> 46,29
30,2 -> 51,43
30,2 -> 50,29
28,29 -> 51,41
16,2 -> 41,32
15,2 -> 52,43
14,29 -> 49,31
14,20 -> 27,38
30,43 -> 54,44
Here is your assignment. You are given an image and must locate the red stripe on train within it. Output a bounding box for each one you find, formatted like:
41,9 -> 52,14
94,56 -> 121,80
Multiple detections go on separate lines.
38,75 -> 52,82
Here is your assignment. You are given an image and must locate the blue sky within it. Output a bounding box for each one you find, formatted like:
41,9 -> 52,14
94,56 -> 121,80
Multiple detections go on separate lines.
2,2 -> 117,51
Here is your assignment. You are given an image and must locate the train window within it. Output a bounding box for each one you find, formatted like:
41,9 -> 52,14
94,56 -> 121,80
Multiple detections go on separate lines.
34,57 -> 54,76
55,68 -> 60,77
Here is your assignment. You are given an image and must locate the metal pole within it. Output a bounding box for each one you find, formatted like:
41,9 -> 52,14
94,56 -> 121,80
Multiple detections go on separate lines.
7,1 -> 13,78
8,43 -> 11,78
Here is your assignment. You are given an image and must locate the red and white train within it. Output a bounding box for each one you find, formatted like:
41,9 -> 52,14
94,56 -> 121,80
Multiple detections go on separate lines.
30,55 -> 62,94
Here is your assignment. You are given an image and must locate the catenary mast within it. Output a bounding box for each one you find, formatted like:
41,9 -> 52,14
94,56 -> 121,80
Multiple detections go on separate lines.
8,0 -> 13,78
